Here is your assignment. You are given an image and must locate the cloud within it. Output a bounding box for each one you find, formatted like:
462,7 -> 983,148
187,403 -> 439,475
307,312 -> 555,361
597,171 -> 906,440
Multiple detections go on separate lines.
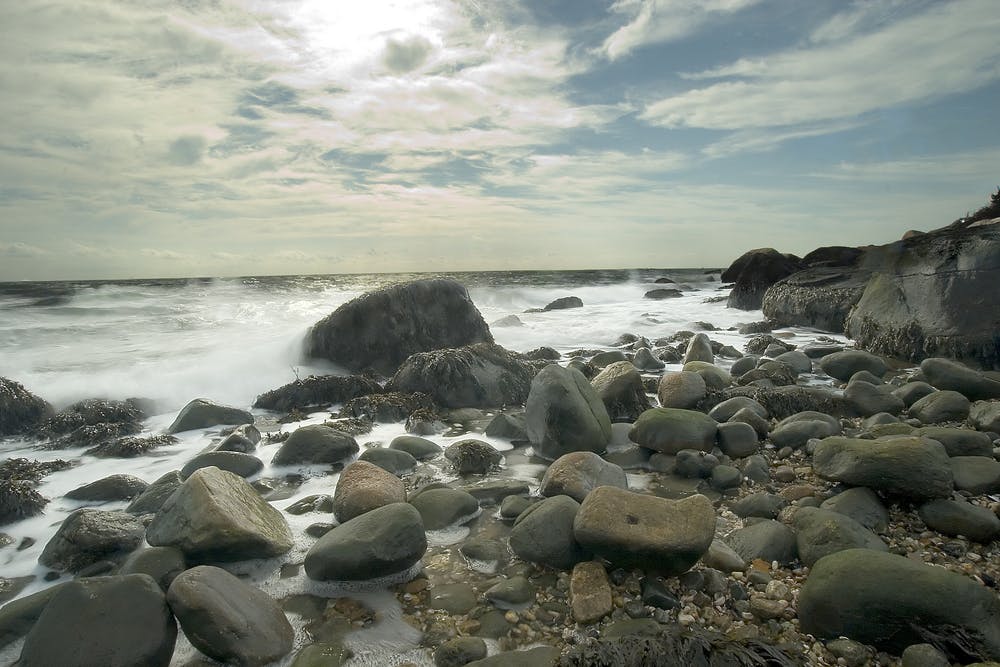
0,242 -> 48,257
811,147 -> 1000,183
382,33 -> 434,74
167,135 -> 206,166
642,0 -> 1000,130
702,120 -> 864,158
140,248 -> 190,261
602,0 -> 761,60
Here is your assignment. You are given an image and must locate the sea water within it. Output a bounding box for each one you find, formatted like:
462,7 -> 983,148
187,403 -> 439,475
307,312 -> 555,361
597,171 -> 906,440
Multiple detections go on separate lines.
0,268 -> 849,665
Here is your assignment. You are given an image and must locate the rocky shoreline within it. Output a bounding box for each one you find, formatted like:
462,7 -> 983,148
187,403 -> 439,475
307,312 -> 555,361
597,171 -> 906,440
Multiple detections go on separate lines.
1,245 -> 1000,666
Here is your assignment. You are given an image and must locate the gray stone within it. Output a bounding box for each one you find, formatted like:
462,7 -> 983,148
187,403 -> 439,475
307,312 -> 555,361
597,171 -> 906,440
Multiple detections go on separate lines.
742,454 -> 771,484
39,508 -> 145,572
389,435 -> 442,460
628,408 -> 718,455
306,278 -> 493,375
701,539 -> 747,572
862,412 -> 898,427
674,449 -> 719,478
590,350 -> 626,368
333,460 -> 407,523
18,574 -> 176,667
919,498 -> 1000,543
799,549 -> 1000,659
949,456 -> 1000,494
167,398 -> 253,434
573,487 -> 715,575
525,364 -> 612,460
570,561 -> 613,624
970,400 -> 1000,433
359,447 -> 417,475
180,451 -> 263,480
826,638 -> 871,667
272,425 -> 359,466
509,495 -> 589,570
120,546 -> 187,592
729,355 -> 760,377
65,474 -> 148,501
126,470 -> 182,515
770,419 -> 839,449
544,296 -> 582,311
591,361 -> 651,422
727,520 -> 797,565
921,357 -> 1000,400
304,503 -> 426,581
409,488 -> 479,530
915,427 -> 993,457
146,467 -> 294,562
894,381 -> 938,408
849,370 -> 883,385
682,333 -> 714,365
539,451 -> 627,502
657,371 -> 707,410
683,361 -> 731,390
844,380 -> 904,417
812,436 -> 953,499
434,637 -> 488,667
731,493 -> 788,520
253,375 -> 382,412
820,487 -> 889,533
710,464 -> 742,490
464,647 -> 560,667
774,350 -> 813,374
484,575 -> 534,607
910,390 -> 971,423
708,396 -> 768,422
716,421 -> 758,458
900,643 -> 951,667
632,347 -> 665,371
0,583 -> 67,650
729,407 -> 772,437
430,583 -> 477,614
723,247 -> 802,310
167,565 -> 293,666
444,439 -> 502,475
819,350 -> 887,382
793,506 -> 887,567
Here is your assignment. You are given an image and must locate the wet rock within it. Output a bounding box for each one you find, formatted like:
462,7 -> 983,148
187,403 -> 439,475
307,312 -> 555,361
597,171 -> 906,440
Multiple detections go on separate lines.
820,487 -> 889,533
65,474 -> 149,502
684,361 -> 731,391
358,447 -> 417,475
591,361 -> 651,422
702,539 -> 747,573
674,450 -> 719,478
86,434 -> 176,458
525,364 -> 612,460
573,487 -> 715,575
729,408 -> 772,438
126,470 -> 183,515
39,398 -> 144,444
770,416 -> 839,449
819,350 -> 887,382
167,398 -> 253,434
812,436 -> 953,499
146,467 -> 293,562
389,434 -> 442,460
894,381 -> 938,408
492,314 -> 523,328
253,375 -> 382,412
304,503 -> 426,581
509,495 -> 588,570
167,565 -> 293,666
39,508 -> 145,572
727,520 -> 797,565
216,424 -> 261,453
722,248 -> 802,310
708,396 -> 768,422
333,460 -> 406,523
444,439 -> 502,475
434,637 -> 488,667
793,506 -> 888,567
919,498 -> 1000,543
949,456 -> 1000,494
732,493 -> 788,520
571,561 -> 613,624
340,391 -> 437,423
484,575 -> 533,607
0,582 -> 67,650
119,546 -> 187,592
970,400 -> 1000,433
682,333 -> 714,365
628,408 -> 718,455
272,425 -> 359,466
774,350 -> 812,374
0,377 -> 52,436
644,288 -> 682,299
430,582 -> 477,614
844,380 -> 904,417
632,347 -> 665,371
465,646 -> 560,667
910,390 -> 971,423
180,451 -> 263,480
716,421 -> 758,458
730,355 -> 760,377
657,371 -> 707,410
539,451 -> 627,503
306,278 -> 493,375
409,488 -> 479,529
544,296 -> 583,310
1,479 -> 49,525
17,574 -> 176,667
921,357 -> 1000,400
914,427 -> 993,457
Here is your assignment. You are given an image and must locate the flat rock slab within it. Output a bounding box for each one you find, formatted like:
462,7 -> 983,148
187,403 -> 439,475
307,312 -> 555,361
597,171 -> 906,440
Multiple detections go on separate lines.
812,436 -> 953,499
573,487 -> 715,575
167,565 -> 293,666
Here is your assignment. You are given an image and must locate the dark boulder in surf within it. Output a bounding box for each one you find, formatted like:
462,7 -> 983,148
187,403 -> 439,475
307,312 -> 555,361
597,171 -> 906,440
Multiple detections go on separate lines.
0,378 -> 52,436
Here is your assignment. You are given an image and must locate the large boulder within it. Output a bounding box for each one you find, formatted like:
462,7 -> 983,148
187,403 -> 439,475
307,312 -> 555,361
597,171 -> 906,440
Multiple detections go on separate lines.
799,549 -> 1000,660
333,460 -> 406,523
920,358 -> 1000,400
388,343 -> 535,408
0,377 -> 52,436
180,451 -> 263,480
126,471 -> 183,515
525,364 -> 612,460
253,374 -> 382,411
17,574 -> 176,667
146,467 -> 293,562
812,436 -> 953,500
304,502 -> 426,581
539,452 -> 628,503
792,506 -> 887,567
166,565 -> 293,666
628,408 -> 718,455
573,487 -> 715,575
271,424 -> 359,466
167,399 -> 253,434
909,390 -> 971,423
722,248 -> 802,310
306,279 -> 493,375
590,361 -> 651,422
819,350 -> 887,382
509,495 -> 589,570
658,371 -> 707,410
39,508 -> 145,572
762,265 -> 870,332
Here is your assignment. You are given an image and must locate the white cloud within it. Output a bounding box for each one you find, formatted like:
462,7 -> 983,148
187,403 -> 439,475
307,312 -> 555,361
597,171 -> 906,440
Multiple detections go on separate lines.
0,242 -> 48,257
602,0 -> 761,60
642,0 -> 1000,130
702,120 -> 864,158
812,147 -> 1000,183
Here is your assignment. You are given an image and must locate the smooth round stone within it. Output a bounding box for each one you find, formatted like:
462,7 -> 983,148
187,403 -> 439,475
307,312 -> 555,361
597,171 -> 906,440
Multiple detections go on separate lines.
484,576 -> 534,607
435,637 -> 488,667
793,506 -> 888,567
732,493 -> 788,520
389,435 -> 442,460
539,451 -> 627,502
674,450 -> 719,478
39,509 -> 145,573
628,408 -> 718,455
509,495 -> 588,570
333,460 -> 406,523
65,474 -> 149,501
894,381 -> 937,408
774,350 -> 812,374
285,494 -> 334,515
910,390 -> 971,424
359,447 -> 418,475
180,451 -> 263,480
657,371 -> 707,410
730,355 -> 760,377
119,546 -> 187,592
709,464 -> 742,490
948,456 -> 1000,494
409,488 -> 479,530
708,396 -> 767,422
444,439 -> 502,475
525,364 -> 612,460
819,350 -> 887,382
716,421 -> 758,458
272,425 -> 359,466
820,487 -> 889,533
430,583 -> 478,615
919,498 -> 1000,543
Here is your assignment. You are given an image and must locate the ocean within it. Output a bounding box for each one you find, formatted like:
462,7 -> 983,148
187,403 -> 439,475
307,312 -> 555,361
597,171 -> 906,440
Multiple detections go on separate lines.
0,269 -> 849,665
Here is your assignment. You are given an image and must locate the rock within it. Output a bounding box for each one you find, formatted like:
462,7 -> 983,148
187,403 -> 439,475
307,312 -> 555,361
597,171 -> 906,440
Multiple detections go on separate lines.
644,288 -> 682,299
0,583 -> 67,650
541,452 -> 628,504
921,357 -> 1000,400
216,424 -> 261,453
850,370 -> 884,385
492,314 -> 523,328
674,450 -> 719,478
434,637 -> 488,667
253,375 -> 382,412
571,561 -> 613,624
682,333 -> 714,365
444,439 -> 502,475
484,412 -> 527,440
525,364 -> 612,460
591,361 -> 651,422
826,638 -> 871,667
710,464 -> 741,490
430,582 -> 478,614
729,407 -> 771,438
702,539 -> 747,572
628,408 -> 718,455
167,565 -> 293,666
657,371 -> 707,410
340,391 -> 436,423
307,279 -> 493,375
146,467 -> 293,562
65,474 -> 149,501
708,396 -> 768,422
544,296 -> 583,310
722,248 -> 802,310
763,264 -> 870,333
731,493 -> 788,520
573,487 -> 715,575
949,456 -> 1000,494
39,509 -> 145,572
910,390 -> 971,423
284,494 -> 333,515
774,350 -> 812,374
166,398 -> 253,434
509,495 -> 589,570
745,335 -> 793,356
38,398 -> 144,446
464,646 -> 561,667
388,343 -> 534,409
812,436 -> 953,499
799,548 -> 1000,659
86,434 -> 176,458
684,361 -> 731,391
484,575 -> 533,607
820,487 -> 890,533
358,447 -> 417,475
819,350 -> 887,382
915,427 -> 993,457
844,380 -> 905,417
970,400 -> 1000,433
590,350 -> 627,368
716,421 -> 758,458
632,347 -> 665,371
180,451 -> 263,480
793,506 -> 887,567
119,546 -> 187,592
894,381 -> 938,407
730,355 -> 760,377
409,488 -> 479,530
919,498 -> 1000,543
901,644 -> 951,667
727,520 -> 798,565
126,470 -> 183,515
333,460 -> 406,523
738,360 -> 797,387
305,503 -> 426,581
770,419 -> 839,449
499,495 -> 536,520
17,574 -> 176,667
0,377 -> 52,436
460,479 -> 530,504
272,425 -> 359,466
389,434 -> 442,460
750,597 -> 788,620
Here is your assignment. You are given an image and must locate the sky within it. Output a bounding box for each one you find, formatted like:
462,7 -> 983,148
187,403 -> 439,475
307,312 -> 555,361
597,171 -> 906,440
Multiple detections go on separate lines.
1,0 -> 998,280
